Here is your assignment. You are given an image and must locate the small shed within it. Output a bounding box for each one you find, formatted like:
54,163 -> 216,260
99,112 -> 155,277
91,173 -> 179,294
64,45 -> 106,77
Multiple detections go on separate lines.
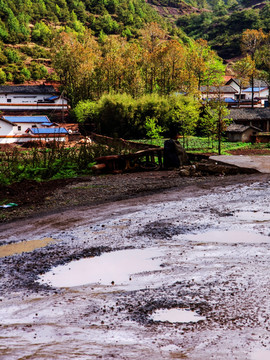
229,108 -> 270,132
226,124 -> 261,142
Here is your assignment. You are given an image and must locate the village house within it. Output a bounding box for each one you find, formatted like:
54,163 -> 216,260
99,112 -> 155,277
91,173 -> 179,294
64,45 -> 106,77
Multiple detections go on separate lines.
0,84 -> 68,111
0,115 -> 68,143
200,85 -> 238,103
225,78 -> 269,107
226,124 -> 261,142
229,108 -> 270,132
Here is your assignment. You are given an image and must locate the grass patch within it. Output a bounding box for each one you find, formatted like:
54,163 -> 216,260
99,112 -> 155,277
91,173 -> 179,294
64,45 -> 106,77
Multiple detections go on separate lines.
135,137 -> 270,155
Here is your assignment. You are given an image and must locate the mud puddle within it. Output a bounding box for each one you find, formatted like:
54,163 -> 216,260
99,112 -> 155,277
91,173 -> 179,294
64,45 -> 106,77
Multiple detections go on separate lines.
0,237 -> 60,257
37,248 -> 164,289
251,350 -> 270,360
2,179 -> 270,360
151,308 -> 206,323
180,230 -> 270,243
234,211 -> 270,222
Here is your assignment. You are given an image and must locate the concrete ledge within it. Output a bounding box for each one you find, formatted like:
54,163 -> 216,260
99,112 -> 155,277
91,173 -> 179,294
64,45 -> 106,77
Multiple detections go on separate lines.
210,155 -> 270,174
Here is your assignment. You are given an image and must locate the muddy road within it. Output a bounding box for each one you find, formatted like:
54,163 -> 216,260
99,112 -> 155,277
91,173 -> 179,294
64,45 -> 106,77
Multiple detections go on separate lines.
1,174 -> 270,359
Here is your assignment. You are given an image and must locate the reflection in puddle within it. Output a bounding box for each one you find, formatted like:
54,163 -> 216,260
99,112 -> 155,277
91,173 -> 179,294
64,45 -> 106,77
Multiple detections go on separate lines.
151,308 -> 205,323
0,238 -> 59,257
182,230 -> 269,244
38,248 -> 163,288
251,350 -> 270,360
234,211 -> 270,222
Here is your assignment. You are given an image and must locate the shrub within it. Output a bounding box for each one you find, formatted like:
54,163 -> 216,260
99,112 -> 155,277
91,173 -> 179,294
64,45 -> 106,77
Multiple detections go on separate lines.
0,68 -> 6,84
73,93 -> 201,139
4,48 -> 20,63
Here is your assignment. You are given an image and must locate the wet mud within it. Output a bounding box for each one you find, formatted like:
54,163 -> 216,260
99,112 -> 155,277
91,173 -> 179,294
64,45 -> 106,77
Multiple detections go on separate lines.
1,174 -> 270,359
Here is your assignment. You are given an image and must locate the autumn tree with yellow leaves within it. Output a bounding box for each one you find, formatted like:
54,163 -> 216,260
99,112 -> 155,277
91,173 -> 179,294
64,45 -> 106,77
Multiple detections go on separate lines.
53,23 -> 225,107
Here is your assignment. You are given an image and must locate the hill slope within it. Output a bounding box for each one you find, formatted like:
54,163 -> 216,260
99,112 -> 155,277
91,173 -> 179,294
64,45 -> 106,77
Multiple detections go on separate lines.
147,0 -> 270,58
0,0 -> 168,84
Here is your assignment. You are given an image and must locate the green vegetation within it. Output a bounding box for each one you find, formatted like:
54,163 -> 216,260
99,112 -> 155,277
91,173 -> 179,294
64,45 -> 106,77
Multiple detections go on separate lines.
74,93 -> 202,139
55,27 -> 224,107
0,142 -> 125,185
176,6 -> 270,59
0,0 -> 168,84
0,0 -> 162,44
140,137 -> 270,155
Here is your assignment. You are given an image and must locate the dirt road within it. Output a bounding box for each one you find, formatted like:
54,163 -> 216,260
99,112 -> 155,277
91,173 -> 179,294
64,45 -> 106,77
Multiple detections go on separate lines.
1,173 -> 270,359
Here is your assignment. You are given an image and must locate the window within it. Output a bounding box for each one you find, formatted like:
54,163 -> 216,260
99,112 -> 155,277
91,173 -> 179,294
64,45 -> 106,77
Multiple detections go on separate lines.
235,94 -> 245,100
32,125 -> 37,128
7,99 -> 11,103
18,126 -> 21,131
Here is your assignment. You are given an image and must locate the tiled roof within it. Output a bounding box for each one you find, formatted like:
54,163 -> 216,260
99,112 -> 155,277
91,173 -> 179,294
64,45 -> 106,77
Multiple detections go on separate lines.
229,108 -> 270,120
226,124 -> 261,133
3,116 -> 51,123
226,78 -> 268,88
0,85 -> 56,94
200,85 -> 237,93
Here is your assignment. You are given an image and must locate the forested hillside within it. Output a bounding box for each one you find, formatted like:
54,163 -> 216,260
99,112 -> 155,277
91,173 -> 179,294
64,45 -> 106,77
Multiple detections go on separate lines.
0,0 -> 163,45
146,0 -> 270,58
0,0 -> 173,84
177,3 -> 270,58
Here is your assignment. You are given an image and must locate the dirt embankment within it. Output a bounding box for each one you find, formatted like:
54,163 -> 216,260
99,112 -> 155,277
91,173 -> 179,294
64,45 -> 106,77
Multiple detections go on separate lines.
0,158 -> 262,225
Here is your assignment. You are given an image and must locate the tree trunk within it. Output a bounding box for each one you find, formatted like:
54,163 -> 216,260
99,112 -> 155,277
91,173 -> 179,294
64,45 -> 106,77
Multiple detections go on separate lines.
251,74 -> 254,109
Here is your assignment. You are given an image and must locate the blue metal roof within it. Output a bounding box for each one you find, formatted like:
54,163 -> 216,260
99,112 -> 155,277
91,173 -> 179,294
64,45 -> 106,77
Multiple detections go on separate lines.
41,122 -> 54,126
243,87 -> 266,92
4,116 -> 51,123
224,97 -> 237,103
44,95 -> 58,101
29,127 -> 68,135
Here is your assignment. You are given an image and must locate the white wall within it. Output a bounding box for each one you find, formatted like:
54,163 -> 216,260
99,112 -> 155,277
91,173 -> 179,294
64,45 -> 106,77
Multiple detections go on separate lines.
0,120 -> 14,138
0,135 -> 67,144
0,119 -> 67,143
12,122 -> 45,135
0,94 -> 68,110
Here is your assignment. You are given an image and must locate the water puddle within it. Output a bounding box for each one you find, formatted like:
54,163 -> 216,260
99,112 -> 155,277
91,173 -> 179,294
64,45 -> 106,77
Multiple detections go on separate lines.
38,248 -> 163,288
182,230 -> 269,244
0,238 -> 59,257
234,211 -> 270,222
251,350 -> 270,360
151,308 -> 205,323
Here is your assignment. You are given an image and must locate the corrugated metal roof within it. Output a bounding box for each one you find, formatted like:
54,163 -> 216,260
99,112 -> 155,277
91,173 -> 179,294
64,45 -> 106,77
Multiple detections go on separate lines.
3,116 -> 51,123
0,85 -> 56,94
29,127 -> 68,135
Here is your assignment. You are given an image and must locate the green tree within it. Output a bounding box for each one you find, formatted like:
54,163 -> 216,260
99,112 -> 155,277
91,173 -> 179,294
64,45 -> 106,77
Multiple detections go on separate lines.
0,67 -> 6,84
207,97 -> 231,155
241,29 -> 265,107
21,67 -> 31,80
256,33 -> 270,104
144,116 -> 164,143
167,95 -> 200,148
232,55 -> 255,107
32,22 -> 52,45
52,31 -> 101,107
